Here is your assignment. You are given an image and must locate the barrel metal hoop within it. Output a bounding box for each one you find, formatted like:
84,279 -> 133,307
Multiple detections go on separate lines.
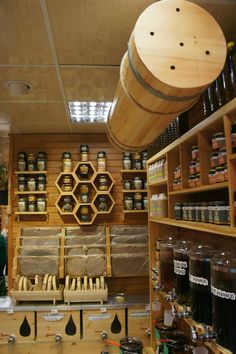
127,43 -> 200,102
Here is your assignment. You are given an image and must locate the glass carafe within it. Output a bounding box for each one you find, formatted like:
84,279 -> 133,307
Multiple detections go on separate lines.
160,236 -> 176,292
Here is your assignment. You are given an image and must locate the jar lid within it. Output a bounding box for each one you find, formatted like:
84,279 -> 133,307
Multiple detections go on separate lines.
212,251 -> 236,271
97,151 -> 106,157
62,152 -> 71,157
123,152 -> 132,158
28,195 -> 37,202
189,244 -> 216,260
174,240 -> 194,253
80,144 -> 89,152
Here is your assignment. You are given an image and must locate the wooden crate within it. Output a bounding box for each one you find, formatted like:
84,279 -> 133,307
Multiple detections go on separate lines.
36,310 -> 80,342
82,309 -> 125,341
64,286 -> 108,305
0,311 -> 35,343
10,286 -> 63,306
127,306 -> 150,347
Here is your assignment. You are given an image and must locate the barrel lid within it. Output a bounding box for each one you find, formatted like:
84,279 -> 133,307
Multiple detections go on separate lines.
132,0 -> 226,91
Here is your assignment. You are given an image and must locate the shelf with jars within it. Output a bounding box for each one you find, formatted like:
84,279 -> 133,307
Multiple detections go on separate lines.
55,147 -> 115,224
15,152 -> 48,220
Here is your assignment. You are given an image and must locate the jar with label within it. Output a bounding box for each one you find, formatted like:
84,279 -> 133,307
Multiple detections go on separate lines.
188,202 -> 196,221
97,151 -> 107,172
17,152 -> 26,171
79,206 -> 90,222
195,158 -> 200,173
28,195 -> 37,212
63,196 -> 73,213
188,175 -> 196,188
210,152 -> 219,167
143,195 -> 148,210
62,175 -> 73,192
134,192 -> 142,210
18,175 -> 27,191
37,196 -> 46,212
174,202 -> 182,220
18,197 -> 27,212
218,148 -> 227,165
97,195 -> 108,212
133,152 -> 142,170
27,176 -> 37,191
215,166 -> 225,183
123,153 -> 132,170
27,153 -> 36,171
37,152 -> 47,171
98,174 -> 108,191
174,166 -> 181,179
79,164 -> 89,180
80,144 -> 89,162
133,176 -> 142,190
123,180 -> 131,190
209,168 -> 216,184
124,195 -> 133,210
182,203 -> 189,220
189,161 -> 197,175
62,152 -> 72,172
214,201 -> 228,225
208,201 -> 215,223
200,202 -> 209,223
212,132 -> 226,150
196,202 -> 202,222
80,184 -> 89,203
37,174 -> 46,191
141,151 -> 148,170
191,145 -> 199,160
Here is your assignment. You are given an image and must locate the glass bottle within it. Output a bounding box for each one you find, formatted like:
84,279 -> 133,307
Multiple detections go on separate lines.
80,144 -> 89,162
228,41 -> 236,98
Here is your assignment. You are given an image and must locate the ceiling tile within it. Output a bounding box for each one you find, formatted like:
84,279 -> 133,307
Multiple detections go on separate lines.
0,0 -> 53,65
61,66 -> 119,101
46,0 -> 156,65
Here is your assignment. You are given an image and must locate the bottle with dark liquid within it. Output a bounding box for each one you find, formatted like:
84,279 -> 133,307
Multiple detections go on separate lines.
189,244 -> 216,326
231,121 -> 236,153
174,240 -> 193,305
227,41 -> 236,99
159,236 -> 176,292
211,251 -> 236,353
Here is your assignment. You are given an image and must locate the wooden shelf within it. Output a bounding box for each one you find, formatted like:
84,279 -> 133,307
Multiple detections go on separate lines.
122,189 -> 147,193
15,191 -> 46,195
121,169 -> 146,173
15,171 -> 47,175
15,212 -> 48,215
150,217 -> 236,237
148,179 -> 167,187
169,181 -> 228,195
124,210 -> 148,213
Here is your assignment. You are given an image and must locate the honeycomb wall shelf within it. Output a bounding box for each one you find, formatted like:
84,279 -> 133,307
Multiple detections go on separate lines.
55,161 -> 115,224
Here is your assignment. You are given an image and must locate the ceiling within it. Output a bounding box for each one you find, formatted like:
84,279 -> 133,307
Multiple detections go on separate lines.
0,0 -> 236,162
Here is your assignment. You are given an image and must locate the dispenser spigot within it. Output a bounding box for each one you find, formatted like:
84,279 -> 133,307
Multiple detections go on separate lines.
165,288 -> 176,302
172,305 -> 192,319
55,334 -> 62,343
8,335 -> 15,344
100,331 -> 108,341
145,328 -> 151,337
152,280 -> 161,291
191,324 -> 217,343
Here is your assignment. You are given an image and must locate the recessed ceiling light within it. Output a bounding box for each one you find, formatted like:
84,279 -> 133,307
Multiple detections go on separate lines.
4,80 -> 31,96
68,101 -> 112,123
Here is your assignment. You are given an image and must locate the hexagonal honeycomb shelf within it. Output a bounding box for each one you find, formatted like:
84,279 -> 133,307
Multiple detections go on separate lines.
55,160 -> 115,225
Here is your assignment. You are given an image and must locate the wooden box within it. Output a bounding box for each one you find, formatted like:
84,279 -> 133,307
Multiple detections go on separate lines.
127,306 -> 150,347
0,311 -> 35,343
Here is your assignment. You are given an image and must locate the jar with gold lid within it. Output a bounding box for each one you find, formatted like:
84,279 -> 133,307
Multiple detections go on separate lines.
62,196 -> 73,213
133,152 -> 142,170
123,152 -> 132,170
62,175 -> 73,192
28,195 -> 37,212
62,152 -> 72,172
17,152 -> 26,171
37,151 -> 47,171
97,151 -> 107,172
27,153 -> 36,171
37,196 -> 46,212
79,205 -> 91,222
18,196 -> 27,212
18,175 -> 27,191
134,192 -> 143,210
80,144 -> 89,162
80,184 -> 90,203
98,174 -> 108,191
79,164 -> 89,180
37,174 -> 46,191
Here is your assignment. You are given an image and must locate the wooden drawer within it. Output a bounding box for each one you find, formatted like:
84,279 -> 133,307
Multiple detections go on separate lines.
36,310 -> 80,342
127,307 -> 150,347
0,311 -> 35,343
82,309 -> 125,341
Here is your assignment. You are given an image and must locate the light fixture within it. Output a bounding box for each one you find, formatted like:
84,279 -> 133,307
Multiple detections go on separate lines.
68,101 -> 112,123
4,80 -> 31,96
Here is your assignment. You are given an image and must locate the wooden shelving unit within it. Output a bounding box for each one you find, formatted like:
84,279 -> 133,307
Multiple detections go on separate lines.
147,98 -> 236,352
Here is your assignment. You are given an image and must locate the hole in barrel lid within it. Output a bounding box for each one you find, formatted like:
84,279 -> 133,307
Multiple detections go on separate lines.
179,42 -> 184,47
176,7 -> 180,12
150,31 -> 155,36
170,65 -> 176,70
205,50 -> 210,55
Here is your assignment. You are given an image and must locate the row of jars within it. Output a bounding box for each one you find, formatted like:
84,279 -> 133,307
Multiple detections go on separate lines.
123,151 -> 148,170
148,158 -> 167,183
18,174 -> 46,192
174,201 -> 230,225
17,152 -> 47,171
123,177 -> 147,190
150,193 -> 168,218
18,195 -> 46,212
61,195 -> 110,213
124,193 -> 148,211
60,174 -> 109,192
62,149 -> 107,173
157,237 -> 236,353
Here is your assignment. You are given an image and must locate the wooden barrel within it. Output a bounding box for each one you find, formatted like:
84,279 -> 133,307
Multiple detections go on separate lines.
107,0 -> 227,152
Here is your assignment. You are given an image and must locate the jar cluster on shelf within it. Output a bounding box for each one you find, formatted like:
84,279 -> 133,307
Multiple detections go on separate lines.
174,201 -> 230,225
124,193 -> 148,211
209,132 -> 228,184
17,151 -> 47,172
150,193 -> 168,218
123,151 -> 148,170
18,174 -> 46,192
18,195 -> 47,213
148,158 -> 167,184
172,165 -> 182,191
123,176 -> 147,191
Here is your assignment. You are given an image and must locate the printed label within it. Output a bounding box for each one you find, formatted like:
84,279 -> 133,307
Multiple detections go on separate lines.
211,286 -> 236,300
42,313 -> 65,321
130,310 -> 150,318
174,266 -> 186,275
88,313 -> 112,321
189,274 -> 208,286
174,260 -> 187,268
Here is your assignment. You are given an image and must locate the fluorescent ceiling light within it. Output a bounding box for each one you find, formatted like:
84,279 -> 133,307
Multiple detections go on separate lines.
68,101 -> 112,123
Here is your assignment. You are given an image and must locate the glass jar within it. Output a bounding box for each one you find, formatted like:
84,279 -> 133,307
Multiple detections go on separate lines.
212,132 -> 226,150
17,152 -> 26,171
174,202 -> 182,220
134,192 -> 142,210
28,195 -> 37,212
123,153 -> 132,170
174,240 -> 193,305
189,244 -> 216,325
37,152 -> 47,171
159,236 -> 176,292
143,195 -> 148,210
124,195 -> 133,210
63,196 -> 73,213
209,168 -> 216,184
182,203 -> 188,220
98,174 -> 108,191
191,145 -> 199,160
187,202 -> 196,221
133,176 -> 142,190
79,164 -> 89,180
37,174 -> 46,191
211,251 -> 236,353
188,175 -> 196,188
27,153 -> 36,171
18,197 -> 27,212
141,151 -> 148,170
18,175 -> 27,191
123,180 -> 132,190
37,196 -> 46,212
215,165 -> 225,183
27,176 -> 37,191
97,151 -> 107,172
210,152 -> 219,167
80,144 -> 89,162
62,152 -> 72,172
201,201 -> 209,223
97,195 -> 108,212
79,206 -> 90,222
133,152 -> 142,170
195,158 -> 200,173
218,148 -> 227,165
62,175 -> 73,192
80,184 -> 89,203
214,201 -> 228,225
